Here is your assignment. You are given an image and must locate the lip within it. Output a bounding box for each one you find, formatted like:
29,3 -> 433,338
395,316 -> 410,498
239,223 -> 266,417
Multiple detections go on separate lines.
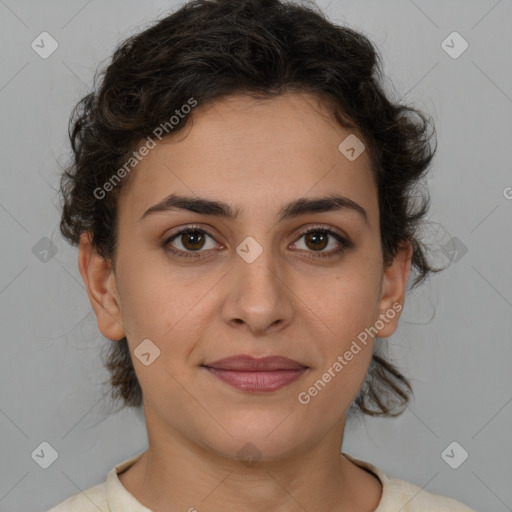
202,355 -> 308,392
204,355 -> 307,371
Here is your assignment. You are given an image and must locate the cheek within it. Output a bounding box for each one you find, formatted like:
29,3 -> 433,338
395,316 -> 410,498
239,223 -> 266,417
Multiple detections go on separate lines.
313,261 -> 381,334
299,255 -> 382,383
115,249 -> 215,352
299,277 -> 379,414
113,246 -> 173,340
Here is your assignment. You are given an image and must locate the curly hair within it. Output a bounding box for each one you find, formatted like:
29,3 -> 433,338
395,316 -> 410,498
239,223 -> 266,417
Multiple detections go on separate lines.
59,0 -> 441,418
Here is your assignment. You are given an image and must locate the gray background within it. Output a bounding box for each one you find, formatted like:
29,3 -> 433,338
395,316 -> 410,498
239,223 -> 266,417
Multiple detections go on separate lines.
1,0 -> 511,511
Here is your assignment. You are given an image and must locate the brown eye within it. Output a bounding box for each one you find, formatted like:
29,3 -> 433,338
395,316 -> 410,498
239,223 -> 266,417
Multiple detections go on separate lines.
304,231 -> 329,251
291,227 -> 352,259
180,230 -> 206,251
164,227 -> 219,258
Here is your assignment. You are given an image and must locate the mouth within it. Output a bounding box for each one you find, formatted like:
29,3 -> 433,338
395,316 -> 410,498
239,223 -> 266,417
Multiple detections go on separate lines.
201,355 -> 309,393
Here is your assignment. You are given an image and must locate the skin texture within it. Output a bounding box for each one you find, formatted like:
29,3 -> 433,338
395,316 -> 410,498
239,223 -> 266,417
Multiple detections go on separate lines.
78,92 -> 412,512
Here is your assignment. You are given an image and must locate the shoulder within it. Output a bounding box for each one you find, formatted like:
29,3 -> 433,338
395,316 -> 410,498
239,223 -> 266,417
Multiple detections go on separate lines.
381,475 -> 476,511
45,452 -> 145,512
342,453 -> 476,512
45,482 -> 109,512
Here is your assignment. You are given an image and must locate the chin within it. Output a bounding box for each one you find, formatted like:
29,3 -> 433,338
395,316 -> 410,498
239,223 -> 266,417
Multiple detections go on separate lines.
200,420 -> 310,463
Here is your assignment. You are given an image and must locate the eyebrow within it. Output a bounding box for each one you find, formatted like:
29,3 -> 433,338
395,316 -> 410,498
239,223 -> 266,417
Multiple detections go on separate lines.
139,193 -> 368,225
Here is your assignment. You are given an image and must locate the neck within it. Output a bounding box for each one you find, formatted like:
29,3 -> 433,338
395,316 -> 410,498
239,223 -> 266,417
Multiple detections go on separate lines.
118,418 -> 382,512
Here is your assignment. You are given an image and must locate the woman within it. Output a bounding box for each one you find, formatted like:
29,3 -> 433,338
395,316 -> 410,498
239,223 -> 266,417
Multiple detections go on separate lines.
48,0 -> 476,510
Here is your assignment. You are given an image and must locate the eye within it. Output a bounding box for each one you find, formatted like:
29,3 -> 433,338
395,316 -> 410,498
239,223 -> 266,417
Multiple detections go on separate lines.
164,225 -> 221,259
291,226 -> 352,259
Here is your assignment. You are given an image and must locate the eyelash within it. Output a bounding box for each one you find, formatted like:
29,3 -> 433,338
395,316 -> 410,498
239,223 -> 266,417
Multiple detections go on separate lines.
163,224 -> 352,260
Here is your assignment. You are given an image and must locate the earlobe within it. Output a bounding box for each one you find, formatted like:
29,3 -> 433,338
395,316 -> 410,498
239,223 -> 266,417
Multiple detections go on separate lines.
375,241 -> 413,339
78,232 -> 126,341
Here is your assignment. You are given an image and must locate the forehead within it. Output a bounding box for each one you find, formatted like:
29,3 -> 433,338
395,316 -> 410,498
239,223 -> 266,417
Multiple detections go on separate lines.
117,92 -> 378,227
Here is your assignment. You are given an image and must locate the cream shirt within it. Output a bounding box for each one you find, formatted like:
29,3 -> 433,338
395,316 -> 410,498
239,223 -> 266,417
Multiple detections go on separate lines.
47,452 -> 476,511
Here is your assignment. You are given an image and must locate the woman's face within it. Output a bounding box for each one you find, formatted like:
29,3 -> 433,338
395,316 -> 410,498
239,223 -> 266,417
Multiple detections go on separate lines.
83,92 -> 410,460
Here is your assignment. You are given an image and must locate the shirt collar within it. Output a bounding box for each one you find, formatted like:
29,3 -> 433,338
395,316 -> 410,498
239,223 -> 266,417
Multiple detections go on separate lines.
106,451 -> 392,511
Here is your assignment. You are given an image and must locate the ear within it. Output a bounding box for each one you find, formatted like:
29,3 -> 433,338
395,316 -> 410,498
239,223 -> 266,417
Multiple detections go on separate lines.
374,241 -> 413,338
78,232 -> 126,341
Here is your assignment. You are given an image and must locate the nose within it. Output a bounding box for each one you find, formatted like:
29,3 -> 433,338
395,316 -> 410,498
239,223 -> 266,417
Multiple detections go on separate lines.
220,246 -> 295,336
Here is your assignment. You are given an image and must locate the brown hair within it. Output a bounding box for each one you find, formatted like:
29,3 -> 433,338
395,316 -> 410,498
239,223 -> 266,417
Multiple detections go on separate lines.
59,0 -> 441,418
